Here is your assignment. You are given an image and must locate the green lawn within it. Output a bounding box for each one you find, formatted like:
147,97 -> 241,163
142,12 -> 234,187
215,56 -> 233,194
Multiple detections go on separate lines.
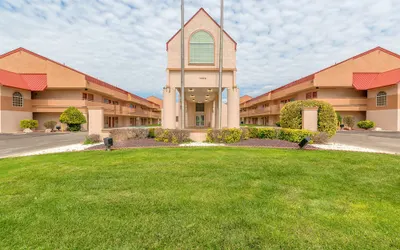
1,148 -> 399,249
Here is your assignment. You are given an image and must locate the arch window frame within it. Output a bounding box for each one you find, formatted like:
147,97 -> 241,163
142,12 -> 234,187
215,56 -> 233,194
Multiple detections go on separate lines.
12,92 -> 24,107
376,91 -> 387,107
189,30 -> 215,65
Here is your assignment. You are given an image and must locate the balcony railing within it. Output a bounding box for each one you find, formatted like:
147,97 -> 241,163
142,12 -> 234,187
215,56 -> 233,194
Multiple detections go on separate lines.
32,99 -> 159,118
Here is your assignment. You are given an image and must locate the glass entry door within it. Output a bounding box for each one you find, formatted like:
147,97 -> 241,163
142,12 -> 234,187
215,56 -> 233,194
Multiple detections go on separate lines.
196,114 -> 205,127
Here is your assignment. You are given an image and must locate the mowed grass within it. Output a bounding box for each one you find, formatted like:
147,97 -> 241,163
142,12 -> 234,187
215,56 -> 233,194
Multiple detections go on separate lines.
0,148 -> 400,249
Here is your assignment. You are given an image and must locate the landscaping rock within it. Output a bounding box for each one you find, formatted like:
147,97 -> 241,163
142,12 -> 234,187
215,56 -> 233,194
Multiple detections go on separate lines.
374,127 -> 383,131
45,129 -> 52,133
23,128 -> 33,133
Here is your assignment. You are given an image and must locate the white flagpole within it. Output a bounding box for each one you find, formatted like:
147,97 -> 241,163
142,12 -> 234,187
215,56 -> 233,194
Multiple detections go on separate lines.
180,0 -> 185,129
218,0 -> 224,129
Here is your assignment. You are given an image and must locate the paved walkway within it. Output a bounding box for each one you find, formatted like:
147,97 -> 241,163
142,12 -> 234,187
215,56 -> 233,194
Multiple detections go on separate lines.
0,132 -> 87,158
331,131 -> 400,154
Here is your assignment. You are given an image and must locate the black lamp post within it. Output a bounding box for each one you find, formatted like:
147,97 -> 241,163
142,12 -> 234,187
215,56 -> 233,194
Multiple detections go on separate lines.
103,137 -> 113,151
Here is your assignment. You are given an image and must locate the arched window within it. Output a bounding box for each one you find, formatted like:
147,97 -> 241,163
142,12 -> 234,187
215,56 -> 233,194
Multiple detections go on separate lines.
376,91 -> 387,107
12,92 -> 23,107
189,31 -> 214,64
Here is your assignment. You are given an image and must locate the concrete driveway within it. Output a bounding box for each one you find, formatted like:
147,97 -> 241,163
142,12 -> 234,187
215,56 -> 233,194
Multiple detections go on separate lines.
331,131 -> 400,154
0,132 -> 87,158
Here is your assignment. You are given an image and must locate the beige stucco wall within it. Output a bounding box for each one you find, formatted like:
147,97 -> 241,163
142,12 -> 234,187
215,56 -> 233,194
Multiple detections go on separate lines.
168,71 -> 234,89
317,88 -> 367,98
167,9 -> 236,69
33,112 -> 62,130
0,110 -> 32,133
367,109 -> 399,131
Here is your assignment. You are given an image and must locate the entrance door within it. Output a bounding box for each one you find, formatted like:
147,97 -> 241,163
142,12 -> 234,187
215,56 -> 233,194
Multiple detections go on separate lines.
196,114 -> 205,127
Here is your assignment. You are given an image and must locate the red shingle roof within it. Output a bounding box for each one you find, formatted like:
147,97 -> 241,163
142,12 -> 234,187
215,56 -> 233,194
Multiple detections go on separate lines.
353,68 -> 400,90
0,69 -> 47,91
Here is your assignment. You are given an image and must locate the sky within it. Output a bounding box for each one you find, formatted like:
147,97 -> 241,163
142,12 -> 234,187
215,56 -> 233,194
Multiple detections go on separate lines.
1,0 -> 400,99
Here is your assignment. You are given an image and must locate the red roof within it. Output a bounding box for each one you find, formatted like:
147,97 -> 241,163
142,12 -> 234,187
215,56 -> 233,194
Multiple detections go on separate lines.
166,8 -> 237,51
0,69 -> 47,91
244,47 -> 400,105
0,48 -> 159,108
353,68 -> 400,90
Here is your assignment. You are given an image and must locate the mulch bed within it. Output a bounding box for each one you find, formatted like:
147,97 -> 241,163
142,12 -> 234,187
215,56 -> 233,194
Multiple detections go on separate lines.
87,138 -> 317,151
230,139 -> 317,150
87,139 -> 176,150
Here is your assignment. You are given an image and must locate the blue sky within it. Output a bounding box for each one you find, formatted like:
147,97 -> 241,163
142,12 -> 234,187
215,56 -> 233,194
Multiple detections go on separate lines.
1,0 -> 400,99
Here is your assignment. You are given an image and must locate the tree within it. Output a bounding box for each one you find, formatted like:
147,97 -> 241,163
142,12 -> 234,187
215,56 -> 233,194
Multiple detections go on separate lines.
59,107 -> 87,132
280,100 -> 338,137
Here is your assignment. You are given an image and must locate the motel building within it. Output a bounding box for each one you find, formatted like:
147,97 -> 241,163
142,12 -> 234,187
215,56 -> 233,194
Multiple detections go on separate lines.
162,8 -> 240,129
241,47 -> 400,131
0,48 -> 161,133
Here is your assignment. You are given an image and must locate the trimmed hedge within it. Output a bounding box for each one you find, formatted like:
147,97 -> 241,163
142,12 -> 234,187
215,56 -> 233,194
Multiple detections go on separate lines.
244,127 -> 318,143
206,128 -> 243,144
154,129 -> 190,144
20,119 -> 39,129
280,100 -> 337,137
60,107 -> 86,132
357,120 -> 375,130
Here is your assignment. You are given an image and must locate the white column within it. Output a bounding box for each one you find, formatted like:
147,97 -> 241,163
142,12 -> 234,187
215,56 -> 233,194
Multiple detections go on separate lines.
227,88 -> 240,128
162,87 -> 176,129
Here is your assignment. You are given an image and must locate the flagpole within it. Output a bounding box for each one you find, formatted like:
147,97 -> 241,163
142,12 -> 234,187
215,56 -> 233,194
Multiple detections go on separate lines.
180,0 -> 185,129
218,0 -> 224,129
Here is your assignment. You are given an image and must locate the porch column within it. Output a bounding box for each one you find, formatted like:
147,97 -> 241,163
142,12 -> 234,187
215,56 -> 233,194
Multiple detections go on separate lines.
227,87 -> 240,128
88,106 -> 104,135
162,87 -> 176,129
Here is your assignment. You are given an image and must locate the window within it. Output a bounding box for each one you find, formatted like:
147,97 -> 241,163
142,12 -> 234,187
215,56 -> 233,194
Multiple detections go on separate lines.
104,98 -> 111,104
12,92 -> 23,107
376,91 -> 387,107
189,31 -> 214,64
129,104 -> 136,109
196,103 -> 205,112
82,93 -> 94,101
306,91 -> 317,100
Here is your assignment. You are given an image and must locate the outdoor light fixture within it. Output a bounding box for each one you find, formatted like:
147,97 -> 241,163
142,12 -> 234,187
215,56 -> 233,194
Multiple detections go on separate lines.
104,137 -> 113,151
188,88 -> 194,92
298,137 -> 310,149
207,89 -> 213,92
190,95 -> 195,98
206,95 -> 210,97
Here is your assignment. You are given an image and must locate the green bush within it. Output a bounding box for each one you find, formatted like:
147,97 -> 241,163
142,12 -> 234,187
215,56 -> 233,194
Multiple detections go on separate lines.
280,100 -> 337,137
277,128 -> 317,143
248,127 -> 259,138
343,115 -> 355,128
240,127 -> 250,140
206,128 -> 243,144
336,112 -> 343,125
59,107 -> 87,132
154,129 -> 190,144
275,121 -> 281,127
148,128 -> 155,138
44,121 -> 57,130
357,120 -> 375,130
311,132 -> 330,144
84,134 -> 101,144
257,128 -> 277,139
20,119 -> 38,129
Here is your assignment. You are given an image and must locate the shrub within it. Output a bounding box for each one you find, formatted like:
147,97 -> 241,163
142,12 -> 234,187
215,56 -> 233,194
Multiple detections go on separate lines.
44,121 -> 57,130
336,112 -> 343,125
84,134 -> 101,144
280,100 -> 337,137
110,128 -> 149,141
148,128 -> 156,138
20,119 -> 39,129
357,120 -> 375,130
343,115 -> 355,128
257,128 -> 277,139
154,129 -> 190,144
60,107 -> 86,132
248,127 -> 259,138
275,121 -> 281,127
206,128 -> 243,144
311,132 -> 330,144
277,128 -> 316,143
240,127 -> 250,140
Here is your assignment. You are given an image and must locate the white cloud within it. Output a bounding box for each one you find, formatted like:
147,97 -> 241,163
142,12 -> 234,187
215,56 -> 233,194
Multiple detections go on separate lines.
1,0 -> 400,98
